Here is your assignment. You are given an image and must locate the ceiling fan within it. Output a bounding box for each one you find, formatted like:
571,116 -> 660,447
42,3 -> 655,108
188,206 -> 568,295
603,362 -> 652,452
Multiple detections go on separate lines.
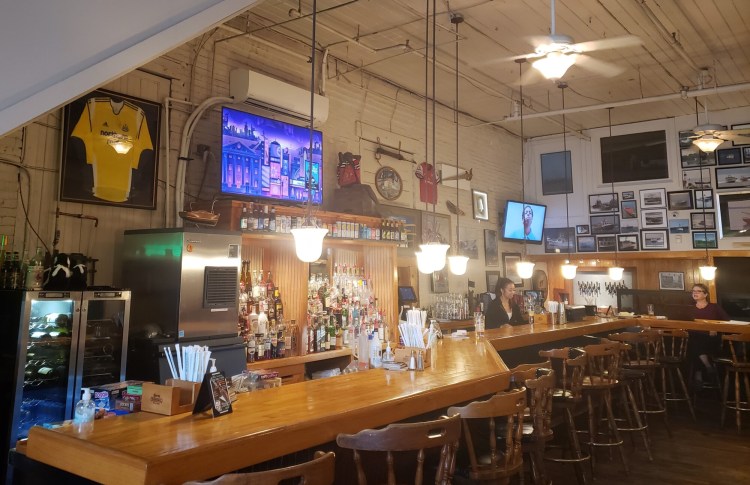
688,120 -> 750,153
512,0 -> 641,81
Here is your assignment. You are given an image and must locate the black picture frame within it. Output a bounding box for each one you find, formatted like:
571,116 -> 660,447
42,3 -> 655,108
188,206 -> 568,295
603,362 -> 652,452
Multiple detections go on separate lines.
669,218 -> 689,234
431,268 -> 450,293
577,235 -> 596,252
543,227 -> 575,254
659,271 -> 685,291
692,231 -> 718,249
716,166 -> 750,189
667,190 -> 694,210
682,167 -> 712,189
484,229 -> 499,266
690,212 -> 716,230
540,151 -> 573,195
61,88 -> 161,209
640,229 -> 670,250
694,189 -> 714,209
588,193 -> 619,213
621,200 -> 637,219
617,234 -> 639,251
589,214 -> 620,234
502,253 -> 523,287
641,208 -> 667,228
486,270 -> 503,293
622,190 -> 635,200
717,147 -> 743,166
731,123 -> 750,146
576,224 -> 590,235
639,188 -> 666,208
620,218 -> 639,233
596,235 -> 616,252
716,191 -> 750,238
744,146 -> 750,163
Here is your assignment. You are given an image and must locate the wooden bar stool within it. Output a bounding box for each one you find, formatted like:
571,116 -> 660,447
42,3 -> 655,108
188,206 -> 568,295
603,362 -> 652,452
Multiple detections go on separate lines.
720,333 -> 750,432
447,388 -> 526,484
657,328 -> 696,420
335,415 -> 460,485
184,451 -> 335,484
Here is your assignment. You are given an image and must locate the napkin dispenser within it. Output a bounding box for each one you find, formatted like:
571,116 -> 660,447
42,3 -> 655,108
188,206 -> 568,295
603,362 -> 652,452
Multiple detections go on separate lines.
565,305 -> 587,323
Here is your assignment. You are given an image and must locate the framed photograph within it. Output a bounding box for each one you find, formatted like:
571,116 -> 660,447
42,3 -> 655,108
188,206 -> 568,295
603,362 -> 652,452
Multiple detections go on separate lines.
717,147 -> 743,166
667,190 -> 693,210
589,214 -> 620,234
621,200 -> 637,219
620,218 -> 639,233
743,146 -> 750,162
588,193 -> 619,213
502,253 -> 523,287
577,235 -> 597,252
422,212 -> 451,246
472,189 -> 489,220
486,270 -> 503,293
541,151 -> 573,195
731,123 -> 750,146
716,191 -> 750,238
680,146 -> 714,168
639,188 -> 666,208
484,229 -> 499,266
596,235 -> 616,252
61,88 -> 161,209
544,227 -> 575,254
640,229 -> 670,250
694,189 -> 714,209
380,205 -> 422,258
693,231 -> 718,249
690,212 -> 716,230
617,234 -> 639,251
659,271 -> 685,291
576,224 -> 590,235
682,168 -> 711,189
669,218 -> 689,234
622,190 -> 635,200
431,268 -> 450,293
459,237 -> 480,260
716,166 -> 750,189
641,208 -> 667,228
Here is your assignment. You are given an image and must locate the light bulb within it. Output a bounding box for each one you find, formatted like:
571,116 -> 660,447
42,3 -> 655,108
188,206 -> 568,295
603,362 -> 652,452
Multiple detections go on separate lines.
516,261 -> 535,279
692,136 -> 724,153
448,255 -> 469,275
699,265 -> 717,281
532,52 -> 577,80
416,251 -> 435,274
561,262 -> 577,280
419,243 -> 450,272
608,266 -> 625,281
291,227 -> 328,262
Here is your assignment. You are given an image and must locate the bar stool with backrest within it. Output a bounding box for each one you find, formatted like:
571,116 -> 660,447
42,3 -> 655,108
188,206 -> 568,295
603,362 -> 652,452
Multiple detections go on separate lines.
447,388 -> 526,484
335,414 -> 461,485
719,333 -> 750,432
183,450 -> 335,485
517,367 -> 556,485
657,328 -> 696,420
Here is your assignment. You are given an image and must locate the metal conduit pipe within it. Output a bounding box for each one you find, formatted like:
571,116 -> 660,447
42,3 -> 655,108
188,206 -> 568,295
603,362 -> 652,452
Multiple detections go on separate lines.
634,0 -> 701,73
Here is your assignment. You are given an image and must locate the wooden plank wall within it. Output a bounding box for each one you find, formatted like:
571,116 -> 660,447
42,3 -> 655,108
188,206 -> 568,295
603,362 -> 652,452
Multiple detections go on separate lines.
363,246 -> 398,342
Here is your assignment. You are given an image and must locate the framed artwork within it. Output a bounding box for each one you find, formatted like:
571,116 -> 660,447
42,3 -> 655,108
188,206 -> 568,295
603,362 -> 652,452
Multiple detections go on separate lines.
374,166 -> 403,200
421,211 -> 451,246
640,229 -> 670,250
540,151 -> 573,195
431,268 -> 450,293
669,218 -> 689,234
486,270 -> 503,293
690,212 -> 716,230
659,271 -> 685,291
639,188 -> 666,208
589,214 -> 620,234
622,190 -> 635,200
716,191 -> 750,237
576,224 -> 590,235
459,235 -> 480,260
716,166 -> 750,189
667,190 -> 693,210
679,131 -> 715,168
716,147 -> 743,166
596,235 -> 616,252
380,205 -> 422,257
682,168 -> 711,189
472,190 -> 489,220
484,229 -> 499,266
544,227 -> 575,254
617,234 -> 639,251
693,231 -> 718,249
641,208 -> 667,228
501,253 -> 523,286
694,189 -> 714,209
620,218 -> 639,233
61,88 -> 161,209
744,146 -> 750,162
577,235 -> 596,252
731,123 -> 750,146
621,200 -> 637,219
588,193 -> 618,213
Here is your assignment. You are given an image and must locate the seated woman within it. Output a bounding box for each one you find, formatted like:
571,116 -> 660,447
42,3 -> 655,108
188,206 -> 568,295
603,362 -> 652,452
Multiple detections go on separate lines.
484,277 -> 526,329
690,283 -> 730,386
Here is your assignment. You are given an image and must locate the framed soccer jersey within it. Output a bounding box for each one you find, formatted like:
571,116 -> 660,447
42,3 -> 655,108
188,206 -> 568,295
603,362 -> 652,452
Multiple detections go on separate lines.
61,89 -> 160,209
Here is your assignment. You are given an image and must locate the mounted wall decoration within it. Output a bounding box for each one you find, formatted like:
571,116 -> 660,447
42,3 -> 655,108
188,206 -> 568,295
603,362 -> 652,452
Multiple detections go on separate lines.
472,190 -> 489,220
679,130 -> 714,168
716,166 -> 750,189
374,166 -> 403,200
540,151 -> 573,195
61,88 -> 160,209
716,191 -> 750,237
484,229 -> 499,266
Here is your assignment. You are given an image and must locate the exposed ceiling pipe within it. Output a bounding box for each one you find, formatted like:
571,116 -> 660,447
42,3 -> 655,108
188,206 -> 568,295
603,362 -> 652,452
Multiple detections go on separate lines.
634,0 -> 701,74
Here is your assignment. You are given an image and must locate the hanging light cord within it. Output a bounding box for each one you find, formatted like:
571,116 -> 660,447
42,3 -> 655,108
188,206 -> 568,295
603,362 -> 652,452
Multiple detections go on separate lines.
454,15 -> 461,250
424,0 -> 429,214
608,107 -> 618,267
560,82 -> 571,260
431,0 -> 437,219
519,60 -> 526,260
305,0 -> 318,224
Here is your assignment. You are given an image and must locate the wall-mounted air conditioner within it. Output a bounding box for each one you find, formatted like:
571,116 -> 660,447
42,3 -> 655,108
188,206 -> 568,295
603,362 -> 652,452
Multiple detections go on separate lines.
229,68 -> 329,126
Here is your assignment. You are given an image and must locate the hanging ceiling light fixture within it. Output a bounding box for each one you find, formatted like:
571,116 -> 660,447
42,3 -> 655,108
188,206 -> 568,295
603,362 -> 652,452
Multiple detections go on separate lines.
605,108 -> 624,281
558,81 -> 577,280
447,12 -> 469,276
696,98 -> 717,280
514,58 -> 536,280
291,0 -> 328,262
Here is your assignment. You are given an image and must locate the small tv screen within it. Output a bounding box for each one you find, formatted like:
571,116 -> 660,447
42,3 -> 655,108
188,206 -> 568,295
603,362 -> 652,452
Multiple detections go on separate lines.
398,286 -> 418,302
220,106 -> 322,204
502,200 -> 547,244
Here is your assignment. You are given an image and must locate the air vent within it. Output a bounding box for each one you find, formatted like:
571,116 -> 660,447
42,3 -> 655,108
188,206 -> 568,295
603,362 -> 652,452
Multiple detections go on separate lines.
203,266 -> 238,308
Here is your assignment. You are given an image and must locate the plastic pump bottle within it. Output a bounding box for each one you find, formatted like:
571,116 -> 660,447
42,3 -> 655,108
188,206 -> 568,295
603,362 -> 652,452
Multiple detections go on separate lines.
74,388 -> 95,431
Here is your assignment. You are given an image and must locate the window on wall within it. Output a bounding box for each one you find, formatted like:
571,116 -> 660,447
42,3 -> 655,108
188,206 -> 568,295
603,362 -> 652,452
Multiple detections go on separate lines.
600,130 -> 668,183
540,150 -> 573,195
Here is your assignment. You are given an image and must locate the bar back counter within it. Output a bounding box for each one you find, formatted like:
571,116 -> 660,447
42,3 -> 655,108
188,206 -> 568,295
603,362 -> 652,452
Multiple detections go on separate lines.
22,317 -> 750,484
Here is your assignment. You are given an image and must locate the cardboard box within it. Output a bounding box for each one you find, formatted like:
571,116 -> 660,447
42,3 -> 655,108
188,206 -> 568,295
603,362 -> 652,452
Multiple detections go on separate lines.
90,380 -> 144,410
141,379 -> 201,415
393,346 -> 431,368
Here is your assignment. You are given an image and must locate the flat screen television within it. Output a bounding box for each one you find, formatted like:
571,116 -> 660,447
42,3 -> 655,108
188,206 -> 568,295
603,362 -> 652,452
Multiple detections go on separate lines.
501,200 -> 547,244
600,130 -> 668,183
220,106 -> 322,204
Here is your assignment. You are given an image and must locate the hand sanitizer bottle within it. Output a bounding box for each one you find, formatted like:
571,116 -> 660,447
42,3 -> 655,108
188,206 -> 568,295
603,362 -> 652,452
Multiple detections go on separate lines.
74,388 -> 95,432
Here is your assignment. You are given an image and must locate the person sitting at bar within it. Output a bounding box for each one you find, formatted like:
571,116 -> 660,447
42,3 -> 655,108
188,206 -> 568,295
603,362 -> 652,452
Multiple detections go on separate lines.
485,277 -> 525,328
690,283 -> 729,386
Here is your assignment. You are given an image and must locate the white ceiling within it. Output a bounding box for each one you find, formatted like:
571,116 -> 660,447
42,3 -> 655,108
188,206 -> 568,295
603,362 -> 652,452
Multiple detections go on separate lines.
234,0 -> 750,138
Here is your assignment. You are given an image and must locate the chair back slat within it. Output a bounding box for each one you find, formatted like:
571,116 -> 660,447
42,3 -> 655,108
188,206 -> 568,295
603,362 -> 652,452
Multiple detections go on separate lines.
582,342 -> 620,387
184,451 -> 335,485
608,331 -> 661,368
723,333 -> 750,366
524,370 -> 556,440
538,347 -> 586,399
658,329 -> 689,359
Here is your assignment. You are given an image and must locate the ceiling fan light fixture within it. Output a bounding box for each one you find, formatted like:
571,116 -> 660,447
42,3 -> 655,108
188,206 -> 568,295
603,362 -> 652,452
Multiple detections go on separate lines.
532,51 -> 577,80
693,135 -> 724,153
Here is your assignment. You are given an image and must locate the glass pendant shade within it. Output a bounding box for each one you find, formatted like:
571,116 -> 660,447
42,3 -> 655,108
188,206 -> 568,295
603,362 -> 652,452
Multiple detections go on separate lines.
420,243 -> 450,272
561,262 -> 578,280
291,227 -> 328,263
532,52 -> 577,80
699,265 -> 717,281
693,136 -> 723,153
608,266 -> 625,281
448,254 -> 469,275
516,261 -> 535,279
416,251 -> 436,274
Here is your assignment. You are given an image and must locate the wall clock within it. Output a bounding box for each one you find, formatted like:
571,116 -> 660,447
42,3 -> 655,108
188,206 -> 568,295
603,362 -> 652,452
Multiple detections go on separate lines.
374,166 -> 403,201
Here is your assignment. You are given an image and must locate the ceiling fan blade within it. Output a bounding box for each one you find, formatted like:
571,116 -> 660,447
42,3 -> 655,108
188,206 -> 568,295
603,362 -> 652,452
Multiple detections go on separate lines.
573,35 -> 642,53
720,130 -> 750,142
575,54 -> 625,77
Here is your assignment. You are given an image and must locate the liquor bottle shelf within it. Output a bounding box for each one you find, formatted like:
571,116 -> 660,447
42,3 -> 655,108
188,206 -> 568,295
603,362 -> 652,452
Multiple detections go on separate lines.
246,348 -> 351,372
241,231 -> 400,248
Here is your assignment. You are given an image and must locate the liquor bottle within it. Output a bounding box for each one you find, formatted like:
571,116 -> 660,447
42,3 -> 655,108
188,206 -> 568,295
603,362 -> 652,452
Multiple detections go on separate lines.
254,333 -> 265,361
240,204 -> 248,231
288,319 -> 298,357
269,207 -> 277,232
274,288 -> 284,319
246,333 -> 256,363
266,271 -> 274,294
263,205 -> 271,232
328,314 -> 337,351
276,321 -> 286,358
270,319 -> 278,358
9,252 -> 21,289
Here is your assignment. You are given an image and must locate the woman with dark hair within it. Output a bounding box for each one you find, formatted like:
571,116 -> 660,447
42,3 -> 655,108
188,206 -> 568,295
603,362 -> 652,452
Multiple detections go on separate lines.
690,283 -> 729,386
484,277 -> 525,329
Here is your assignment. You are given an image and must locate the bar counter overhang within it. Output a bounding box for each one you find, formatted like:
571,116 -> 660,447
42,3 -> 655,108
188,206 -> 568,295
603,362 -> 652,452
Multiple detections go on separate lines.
23,317 -> 750,484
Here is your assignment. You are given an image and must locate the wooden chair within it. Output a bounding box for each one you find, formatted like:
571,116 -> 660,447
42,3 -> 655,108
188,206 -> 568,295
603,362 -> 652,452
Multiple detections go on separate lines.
183,451 -> 335,484
447,388 -> 526,484
521,369 -> 556,485
657,328 -> 696,420
335,415 -> 460,485
720,333 -> 750,432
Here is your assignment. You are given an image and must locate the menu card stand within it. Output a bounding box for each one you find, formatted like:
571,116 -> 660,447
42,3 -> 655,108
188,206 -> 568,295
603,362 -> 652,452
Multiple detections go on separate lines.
193,371 -> 233,417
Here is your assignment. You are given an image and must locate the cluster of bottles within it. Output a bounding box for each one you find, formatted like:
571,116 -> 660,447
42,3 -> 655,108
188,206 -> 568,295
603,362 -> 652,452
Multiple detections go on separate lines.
0,244 -> 46,290
238,262 -> 300,363
431,293 -> 471,320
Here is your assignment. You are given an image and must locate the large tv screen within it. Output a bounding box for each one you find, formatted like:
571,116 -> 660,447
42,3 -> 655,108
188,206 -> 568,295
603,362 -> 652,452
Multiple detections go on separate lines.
220,106 -> 322,204
502,200 -> 547,244
600,130 -> 668,183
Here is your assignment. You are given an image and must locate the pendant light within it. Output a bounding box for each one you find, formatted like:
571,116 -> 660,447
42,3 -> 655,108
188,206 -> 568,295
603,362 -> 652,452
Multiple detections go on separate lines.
447,13 -> 469,276
605,108 -> 624,281
291,0 -> 328,262
696,98 -> 717,280
558,82 -> 577,280
514,59 -> 535,280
